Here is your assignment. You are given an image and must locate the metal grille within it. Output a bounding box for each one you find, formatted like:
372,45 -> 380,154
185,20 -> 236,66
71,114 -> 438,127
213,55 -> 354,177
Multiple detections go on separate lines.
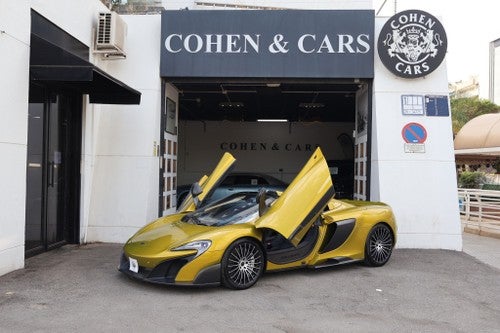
97,13 -> 112,45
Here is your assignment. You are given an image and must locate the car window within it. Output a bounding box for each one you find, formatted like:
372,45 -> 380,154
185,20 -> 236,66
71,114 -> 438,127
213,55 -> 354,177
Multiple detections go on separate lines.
220,175 -> 270,186
234,175 -> 269,185
220,175 -> 236,186
182,193 -> 276,227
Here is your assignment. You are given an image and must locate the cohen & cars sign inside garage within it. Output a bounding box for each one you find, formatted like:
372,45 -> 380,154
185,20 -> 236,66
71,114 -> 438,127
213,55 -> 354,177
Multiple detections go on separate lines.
160,10 -> 374,78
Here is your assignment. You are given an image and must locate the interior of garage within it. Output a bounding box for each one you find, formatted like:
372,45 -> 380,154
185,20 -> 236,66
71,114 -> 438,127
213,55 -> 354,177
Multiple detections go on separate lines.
166,80 -> 365,205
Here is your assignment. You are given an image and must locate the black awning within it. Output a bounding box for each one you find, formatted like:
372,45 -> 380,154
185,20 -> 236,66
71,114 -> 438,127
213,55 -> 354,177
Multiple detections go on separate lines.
30,62 -> 142,105
30,11 -> 141,105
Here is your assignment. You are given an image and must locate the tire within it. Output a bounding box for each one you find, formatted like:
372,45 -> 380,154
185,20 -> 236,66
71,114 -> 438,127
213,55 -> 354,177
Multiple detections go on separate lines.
364,223 -> 394,267
221,239 -> 264,290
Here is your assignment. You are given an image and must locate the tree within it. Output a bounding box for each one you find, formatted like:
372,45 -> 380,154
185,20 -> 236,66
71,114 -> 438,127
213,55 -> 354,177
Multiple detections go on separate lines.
458,171 -> 487,189
451,97 -> 500,136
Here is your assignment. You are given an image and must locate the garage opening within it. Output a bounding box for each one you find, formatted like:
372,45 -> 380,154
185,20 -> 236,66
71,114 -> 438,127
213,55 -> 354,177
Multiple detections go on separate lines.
159,79 -> 371,215
158,10 -> 375,215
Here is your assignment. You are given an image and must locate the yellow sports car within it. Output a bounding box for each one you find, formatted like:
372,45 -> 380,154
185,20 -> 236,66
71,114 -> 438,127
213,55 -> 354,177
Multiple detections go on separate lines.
119,148 -> 397,290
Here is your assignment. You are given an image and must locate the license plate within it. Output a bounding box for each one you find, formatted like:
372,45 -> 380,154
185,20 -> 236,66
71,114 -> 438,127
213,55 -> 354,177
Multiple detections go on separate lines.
129,257 -> 139,273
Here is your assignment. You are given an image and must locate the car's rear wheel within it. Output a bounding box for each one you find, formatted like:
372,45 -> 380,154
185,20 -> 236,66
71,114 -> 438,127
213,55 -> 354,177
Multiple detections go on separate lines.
364,223 -> 393,267
221,238 -> 264,290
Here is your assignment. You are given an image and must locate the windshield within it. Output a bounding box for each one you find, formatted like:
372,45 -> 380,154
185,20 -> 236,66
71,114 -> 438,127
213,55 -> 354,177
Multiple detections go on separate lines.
182,192 -> 276,227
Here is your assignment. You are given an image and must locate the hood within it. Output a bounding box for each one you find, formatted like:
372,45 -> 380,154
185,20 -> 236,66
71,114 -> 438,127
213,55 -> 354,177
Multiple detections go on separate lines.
125,220 -> 216,257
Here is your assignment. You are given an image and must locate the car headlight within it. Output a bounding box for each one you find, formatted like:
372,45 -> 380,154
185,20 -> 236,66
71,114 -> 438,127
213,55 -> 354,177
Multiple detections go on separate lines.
172,240 -> 212,258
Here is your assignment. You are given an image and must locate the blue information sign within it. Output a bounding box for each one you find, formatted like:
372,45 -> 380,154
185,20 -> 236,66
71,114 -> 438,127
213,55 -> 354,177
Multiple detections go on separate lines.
425,95 -> 449,117
402,122 -> 427,143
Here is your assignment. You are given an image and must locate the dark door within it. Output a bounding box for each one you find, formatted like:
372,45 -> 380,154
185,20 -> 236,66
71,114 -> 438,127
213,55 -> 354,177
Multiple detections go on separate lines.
25,84 -> 81,257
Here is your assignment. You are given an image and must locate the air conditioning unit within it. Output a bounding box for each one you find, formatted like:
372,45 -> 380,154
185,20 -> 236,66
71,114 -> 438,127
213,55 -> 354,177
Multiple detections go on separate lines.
94,12 -> 127,59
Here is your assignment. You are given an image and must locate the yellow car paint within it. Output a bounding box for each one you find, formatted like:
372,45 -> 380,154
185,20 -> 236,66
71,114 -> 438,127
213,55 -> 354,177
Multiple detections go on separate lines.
120,148 -> 397,289
255,148 -> 334,246
177,152 -> 235,212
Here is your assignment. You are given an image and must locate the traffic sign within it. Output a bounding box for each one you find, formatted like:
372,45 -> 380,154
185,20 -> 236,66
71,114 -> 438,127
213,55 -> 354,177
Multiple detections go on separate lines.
425,95 -> 449,117
402,123 -> 427,143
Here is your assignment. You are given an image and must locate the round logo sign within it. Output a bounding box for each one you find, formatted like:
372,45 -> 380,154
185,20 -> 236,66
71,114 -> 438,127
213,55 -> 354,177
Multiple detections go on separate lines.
378,10 -> 447,78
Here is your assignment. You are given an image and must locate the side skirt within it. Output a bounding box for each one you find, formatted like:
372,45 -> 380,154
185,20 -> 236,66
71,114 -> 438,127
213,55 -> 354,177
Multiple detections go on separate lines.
311,257 -> 362,269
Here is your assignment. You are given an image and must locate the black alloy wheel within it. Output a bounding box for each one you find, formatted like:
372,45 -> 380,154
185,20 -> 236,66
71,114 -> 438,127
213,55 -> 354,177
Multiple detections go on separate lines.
221,239 -> 264,290
364,223 -> 393,267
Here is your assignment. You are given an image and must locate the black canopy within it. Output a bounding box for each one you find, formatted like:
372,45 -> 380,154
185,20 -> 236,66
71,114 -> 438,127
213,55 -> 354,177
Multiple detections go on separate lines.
30,10 -> 141,105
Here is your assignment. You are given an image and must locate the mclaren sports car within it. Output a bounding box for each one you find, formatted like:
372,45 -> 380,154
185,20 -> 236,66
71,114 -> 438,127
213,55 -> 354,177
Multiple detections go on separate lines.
119,148 -> 397,290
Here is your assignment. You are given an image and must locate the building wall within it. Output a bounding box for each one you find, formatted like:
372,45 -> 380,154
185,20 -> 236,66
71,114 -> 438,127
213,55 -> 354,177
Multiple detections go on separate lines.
0,0 -> 31,276
449,76 -> 479,99
371,17 -> 462,250
0,1 -> 462,277
164,0 -> 372,10
0,0 -> 164,276
490,39 -> 500,104
28,1 -> 162,244
83,15 -> 162,243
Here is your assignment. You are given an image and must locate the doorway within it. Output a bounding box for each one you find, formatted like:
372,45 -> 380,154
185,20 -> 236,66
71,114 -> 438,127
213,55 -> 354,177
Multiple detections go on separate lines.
25,83 -> 82,257
162,79 -> 371,211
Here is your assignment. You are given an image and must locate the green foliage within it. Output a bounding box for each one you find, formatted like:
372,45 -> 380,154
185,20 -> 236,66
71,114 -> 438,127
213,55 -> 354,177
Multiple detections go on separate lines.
450,97 -> 500,136
482,184 -> 500,191
495,160 -> 500,173
458,171 -> 487,189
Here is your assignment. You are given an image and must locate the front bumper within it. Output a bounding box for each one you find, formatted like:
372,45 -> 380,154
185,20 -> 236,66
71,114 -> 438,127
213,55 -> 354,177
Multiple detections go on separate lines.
118,253 -> 221,287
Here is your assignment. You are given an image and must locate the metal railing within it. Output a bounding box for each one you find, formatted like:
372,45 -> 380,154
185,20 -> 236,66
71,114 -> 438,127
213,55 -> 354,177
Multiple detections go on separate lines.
458,188 -> 500,235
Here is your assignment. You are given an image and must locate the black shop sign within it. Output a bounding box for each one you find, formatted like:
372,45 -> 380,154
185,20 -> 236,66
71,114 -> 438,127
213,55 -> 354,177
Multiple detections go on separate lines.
160,10 -> 374,78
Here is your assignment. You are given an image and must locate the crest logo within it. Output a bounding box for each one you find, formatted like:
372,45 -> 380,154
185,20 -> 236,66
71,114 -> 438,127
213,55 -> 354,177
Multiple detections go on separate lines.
378,10 -> 447,78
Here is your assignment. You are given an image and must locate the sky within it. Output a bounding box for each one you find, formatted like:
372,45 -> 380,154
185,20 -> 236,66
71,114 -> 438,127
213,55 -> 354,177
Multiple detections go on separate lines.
374,0 -> 500,98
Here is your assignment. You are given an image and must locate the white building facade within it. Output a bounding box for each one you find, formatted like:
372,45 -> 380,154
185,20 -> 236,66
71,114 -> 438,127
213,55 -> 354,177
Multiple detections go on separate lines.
489,38 -> 500,104
0,0 -> 461,277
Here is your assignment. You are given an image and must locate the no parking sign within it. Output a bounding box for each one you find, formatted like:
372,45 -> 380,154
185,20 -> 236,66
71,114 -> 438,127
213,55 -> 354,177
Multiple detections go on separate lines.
402,122 -> 427,153
402,122 -> 427,143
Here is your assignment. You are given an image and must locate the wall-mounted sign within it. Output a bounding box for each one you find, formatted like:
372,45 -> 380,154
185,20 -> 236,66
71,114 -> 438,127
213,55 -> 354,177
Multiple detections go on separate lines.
165,97 -> 176,134
404,143 -> 425,153
378,10 -> 447,78
160,10 -> 374,78
402,122 -> 427,143
219,142 -> 318,152
425,95 -> 449,116
401,95 -> 424,115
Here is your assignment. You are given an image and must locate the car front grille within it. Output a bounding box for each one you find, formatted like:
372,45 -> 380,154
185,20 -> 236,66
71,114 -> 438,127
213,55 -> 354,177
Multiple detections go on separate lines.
119,253 -> 193,284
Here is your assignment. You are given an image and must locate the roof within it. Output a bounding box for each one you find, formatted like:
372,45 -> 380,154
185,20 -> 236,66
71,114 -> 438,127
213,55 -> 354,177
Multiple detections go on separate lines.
454,113 -> 500,156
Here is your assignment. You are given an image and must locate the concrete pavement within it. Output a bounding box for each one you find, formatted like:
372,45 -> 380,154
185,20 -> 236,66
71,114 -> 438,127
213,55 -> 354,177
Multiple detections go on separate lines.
0,240 -> 499,332
462,232 -> 500,270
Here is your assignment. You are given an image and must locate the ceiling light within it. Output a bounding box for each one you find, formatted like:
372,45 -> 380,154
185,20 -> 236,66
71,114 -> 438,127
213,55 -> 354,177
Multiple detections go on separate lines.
257,119 -> 288,122
266,83 -> 281,88
299,102 -> 325,109
219,102 -> 244,108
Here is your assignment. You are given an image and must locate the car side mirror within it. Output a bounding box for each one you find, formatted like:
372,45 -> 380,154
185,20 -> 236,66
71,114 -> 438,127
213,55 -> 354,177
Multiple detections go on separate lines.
190,182 -> 203,208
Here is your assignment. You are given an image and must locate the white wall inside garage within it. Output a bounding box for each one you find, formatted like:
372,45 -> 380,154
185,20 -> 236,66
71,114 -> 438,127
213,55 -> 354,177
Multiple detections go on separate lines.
178,121 -> 354,185
0,0 -> 30,276
371,17 -> 461,250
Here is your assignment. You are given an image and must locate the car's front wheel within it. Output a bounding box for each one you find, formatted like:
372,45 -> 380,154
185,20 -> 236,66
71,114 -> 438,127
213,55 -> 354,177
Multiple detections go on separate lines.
221,238 -> 264,290
364,223 -> 394,267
